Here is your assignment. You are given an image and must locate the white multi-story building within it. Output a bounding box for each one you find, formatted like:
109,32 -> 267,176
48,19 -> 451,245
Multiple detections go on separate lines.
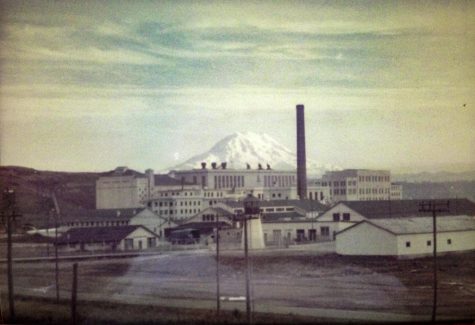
320,169 -> 402,202
169,162 -> 297,199
96,167 -> 154,209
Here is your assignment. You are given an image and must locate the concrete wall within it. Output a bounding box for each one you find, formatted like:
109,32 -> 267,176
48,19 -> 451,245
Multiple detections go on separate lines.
396,230 -> 475,256
336,222 -> 397,256
242,217 -> 265,249
262,220 -> 340,245
96,175 -> 144,209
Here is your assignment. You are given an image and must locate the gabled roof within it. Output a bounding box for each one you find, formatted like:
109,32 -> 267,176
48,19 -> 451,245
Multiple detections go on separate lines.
337,215 -> 475,236
338,199 -> 475,219
62,208 -> 147,223
221,199 -> 328,212
57,225 -> 157,244
173,222 -> 231,235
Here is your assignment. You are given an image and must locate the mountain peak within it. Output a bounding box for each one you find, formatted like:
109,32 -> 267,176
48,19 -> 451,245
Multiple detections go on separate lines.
168,132 -> 340,175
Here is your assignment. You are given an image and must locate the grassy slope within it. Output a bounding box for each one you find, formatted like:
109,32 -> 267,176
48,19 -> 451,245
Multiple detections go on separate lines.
0,166 -> 101,227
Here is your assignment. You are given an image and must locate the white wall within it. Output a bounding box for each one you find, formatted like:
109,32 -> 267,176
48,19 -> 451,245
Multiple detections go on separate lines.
396,230 -> 475,256
96,175 -> 143,209
336,222 -> 397,255
317,203 -> 365,223
118,227 -> 159,250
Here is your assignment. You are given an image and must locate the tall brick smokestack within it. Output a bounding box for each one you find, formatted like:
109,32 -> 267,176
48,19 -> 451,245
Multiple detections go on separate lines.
296,104 -> 307,200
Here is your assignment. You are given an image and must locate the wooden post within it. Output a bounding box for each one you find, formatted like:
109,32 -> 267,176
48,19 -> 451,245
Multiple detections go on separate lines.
6,207 -> 15,321
431,208 -> 437,324
71,263 -> 78,325
216,214 -> 220,316
55,215 -> 60,303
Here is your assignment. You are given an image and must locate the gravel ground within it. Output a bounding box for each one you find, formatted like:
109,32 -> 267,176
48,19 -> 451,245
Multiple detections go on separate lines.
1,246 -> 474,323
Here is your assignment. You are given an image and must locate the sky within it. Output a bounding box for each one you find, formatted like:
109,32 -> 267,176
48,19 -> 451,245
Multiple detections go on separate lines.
0,0 -> 474,173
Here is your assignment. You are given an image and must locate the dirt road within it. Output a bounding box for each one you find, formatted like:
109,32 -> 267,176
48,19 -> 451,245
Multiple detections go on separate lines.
1,249 -> 474,323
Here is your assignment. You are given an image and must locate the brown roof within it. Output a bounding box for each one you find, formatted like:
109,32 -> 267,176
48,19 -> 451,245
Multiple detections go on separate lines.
57,225 -> 157,245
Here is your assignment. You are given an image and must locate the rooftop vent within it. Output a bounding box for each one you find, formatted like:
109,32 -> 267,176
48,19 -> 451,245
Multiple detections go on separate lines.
258,163 -> 263,170
266,164 -> 271,170
246,163 -> 251,170
201,162 -> 207,169
221,162 -> 227,169
211,162 -> 217,169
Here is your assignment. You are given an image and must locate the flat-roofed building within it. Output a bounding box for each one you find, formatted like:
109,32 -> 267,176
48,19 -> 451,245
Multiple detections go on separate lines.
321,169 -> 401,202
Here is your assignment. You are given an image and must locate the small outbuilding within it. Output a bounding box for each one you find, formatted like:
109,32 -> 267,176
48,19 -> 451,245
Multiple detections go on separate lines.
336,215 -> 475,257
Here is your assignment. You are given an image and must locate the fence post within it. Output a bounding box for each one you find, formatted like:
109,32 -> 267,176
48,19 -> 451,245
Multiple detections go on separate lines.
71,263 -> 78,325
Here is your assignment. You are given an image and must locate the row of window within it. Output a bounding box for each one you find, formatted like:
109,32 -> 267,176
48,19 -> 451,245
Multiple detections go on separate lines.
155,200 -> 202,207
308,191 -> 325,200
358,175 -> 390,182
202,214 -> 216,221
214,175 -> 245,189
204,192 -> 224,198
406,239 -> 452,247
331,180 -> 356,187
265,227 -> 332,243
65,220 -> 129,227
263,175 -> 295,188
333,213 -> 351,221
359,188 -> 390,195
158,208 -> 200,215
159,191 -> 198,197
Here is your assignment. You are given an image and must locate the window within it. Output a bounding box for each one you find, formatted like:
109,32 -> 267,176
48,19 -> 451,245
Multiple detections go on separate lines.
332,213 -> 340,221
406,241 -> 411,248
342,213 -> 350,221
124,239 -> 134,250
147,238 -> 156,248
447,239 -> 452,245
320,226 -> 330,236
427,240 -> 431,246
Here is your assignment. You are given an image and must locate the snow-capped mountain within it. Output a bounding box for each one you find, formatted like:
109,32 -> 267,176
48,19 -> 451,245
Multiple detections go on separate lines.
168,131 -> 340,176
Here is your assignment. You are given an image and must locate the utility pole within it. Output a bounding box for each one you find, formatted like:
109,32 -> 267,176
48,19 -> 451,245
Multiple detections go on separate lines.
419,200 -> 450,324
51,191 -> 61,303
243,215 -> 251,324
2,188 -> 21,322
215,214 -> 220,316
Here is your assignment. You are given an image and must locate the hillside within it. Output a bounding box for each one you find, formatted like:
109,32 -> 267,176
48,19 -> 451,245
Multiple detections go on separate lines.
0,166 -> 101,226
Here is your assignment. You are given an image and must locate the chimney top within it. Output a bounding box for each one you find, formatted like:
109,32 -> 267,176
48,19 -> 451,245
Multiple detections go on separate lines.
201,162 -> 207,169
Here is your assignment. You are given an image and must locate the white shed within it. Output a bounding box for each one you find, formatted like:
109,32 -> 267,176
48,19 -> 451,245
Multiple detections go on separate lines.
336,215 -> 475,257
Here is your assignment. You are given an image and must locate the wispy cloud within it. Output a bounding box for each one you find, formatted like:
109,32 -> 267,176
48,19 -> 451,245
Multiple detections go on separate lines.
0,0 -> 474,171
